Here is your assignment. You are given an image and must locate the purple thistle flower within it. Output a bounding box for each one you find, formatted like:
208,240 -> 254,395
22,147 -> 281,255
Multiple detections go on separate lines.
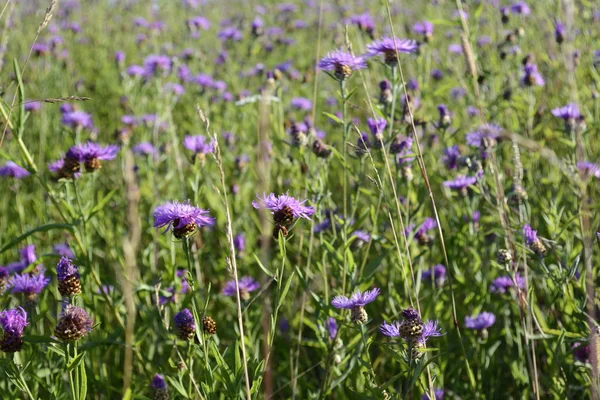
442,145 -> 460,170
81,142 -> 119,169
54,305 -> 92,342
8,270 -> 50,299
448,44 -> 463,54
54,243 -> 75,258
418,320 -> 443,344
523,224 -> 538,246
422,264 -> 446,285
56,257 -> 81,297
188,16 -> 210,30
555,21 -> 565,44
510,2 -> 531,15
414,218 -> 436,245
444,175 -> 477,193
367,118 -> 387,139
24,101 -> 41,112
331,288 -> 380,309
422,389 -> 445,400
143,54 -> 171,76
350,230 -> 370,244
61,111 -> 94,130
153,200 -> 215,239
0,161 -> 30,179
380,320 -> 401,337
174,308 -> 196,340
520,63 -> 544,87
466,123 -> 502,147
184,135 -> 215,155
252,193 -> 315,222
350,13 -> 375,37
218,26 -> 242,42
221,276 -> 260,300
413,21 -> 433,39
577,162 -> 600,179
465,312 -> 496,330
573,342 -> 590,362
233,234 -> 246,253
551,103 -> 580,121
56,257 -> 79,281
126,65 -> 147,77
317,49 -> 366,80
490,273 -> 525,293
132,142 -> 156,156
327,317 -> 337,340
152,374 -> 167,390
290,97 -> 312,111
365,37 -> 418,65
0,307 -> 27,353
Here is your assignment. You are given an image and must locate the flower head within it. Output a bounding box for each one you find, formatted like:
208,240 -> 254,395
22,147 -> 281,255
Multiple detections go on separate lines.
318,49 -> 366,80
551,103 -> 580,121
422,264 -> 446,285
327,317 -> 337,340
465,312 -> 496,330
413,21 -> 433,39
421,389 -> 445,400
9,270 -> 50,300
0,161 -> 30,179
365,37 -> 418,65
444,175 -> 476,193
54,243 -> 75,258
56,257 -> 81,297
152,374 -> 167,390
350,13 -> 375,37
184,135 -> 215,155
78,142 -> 119,171
442,145 -> 460,170
520,63 -> 544,87
466,124 -> 502,147
490,274 -> 525,293
0,307 -> 27,353
61,111 -> 94,130
252,193 -> 315,228
510,2 -> 530,15
132,142 -> 156,156
366,118 -> 387,139
290,97 -> 312,111
221,276 -> 260,300
54,305 -> 93,342
331,288 -> 380,309
174,308 -> 196,340
153,201 -> 214,239
523,224 -> 538,246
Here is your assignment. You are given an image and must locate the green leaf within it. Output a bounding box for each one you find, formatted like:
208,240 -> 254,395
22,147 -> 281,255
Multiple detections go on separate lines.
87,189 -> 117,221
67,351 -> 86,372
23,335 -> 60,344
322,112 -> 342,125
79,361 -> 88,400
13,58 -> 25,135
0,223 -> 75,255
278,271 -> 295,309
166,376 -> 188,398
253,253 -> 274,278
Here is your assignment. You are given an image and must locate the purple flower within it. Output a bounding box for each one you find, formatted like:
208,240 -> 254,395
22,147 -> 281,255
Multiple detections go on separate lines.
366,118 -> 387,139
290,97 -> 312,111
174,308 -> 196,340
422,265 -> 446,285
331,288 -> 380,309
414,218 -> 436,245
327,317 -> 337,339
520,63 -> 544,87
466,123 -> 502,147
56,257 -> 79,281
0,307 -> 27,352
421,389 -> 445,400
442,145 -> 460,169
573,342 -> 590,362
577,162 -> 600,179
126,65 -> 146,77
184,135 -> 214,155
365,37 -> 418,64
54,305 -> 93,342
350,230 -> 370,244
0,161 -> 30,178
132,142 -> 156,156
555,21 -> 565,43
444,175 -> 477,193
477,36 -> 492,46
523,224 -> 538,246
188,16 -> 210,30
152,374 -> 167,390
143,55 -> 171,76
448,44 -> 463,54
317,49 -> 366,80
431,69 -> 444,80
252,193 -> 315,223
490,274 -> 525,293
54,243 -> 74,258
233,234 -> 246,253
24,101 -> 41,112
413,21 -> 433,38
153,200 -> 215,238
551,103 -> 580,121
510,2 -> 530,15
218,27 -> 242,42
222,276 -> 260,300
61,111 -> 94,130
350,13 -> 375,37
381,316 -> 442,345
465,312 -> 496,330
9,270 -> 50,299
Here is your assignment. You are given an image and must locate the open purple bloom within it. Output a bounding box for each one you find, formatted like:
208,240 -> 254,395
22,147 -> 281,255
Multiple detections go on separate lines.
381,317 -> 442,346
0,161 -> 30,178
218,26 -> 242,42
233,233 -> 245,253
327,317 -> 337,339
442,145 -> 460,169
523,224 -> 538,246
365,37 -> 418,64
127,65 -> 147,77
466,123 -> 502,147
444,175 -> 476,192
290,97 -> 312,111
61,111 -> 94,130
413,21 -> 433,38
350,230 -> 370,244
9,269 -> 50,299
143,54 -> 171,75
54,243 -> 75,258
520,63 -> 544,87
221,276 -> 260,299
510,2 -> 530,15
490,273 -> 525,293
132,142 -> 156,156
551,103 -> 580,121
153,200 -> 215,239
367,118 -> 387,138
56,257 -> 79,281
422,264 -> 446,285
317,49 -> 366,80
577,162 -> 600,179
252,193 -> 315,222
0,307 -> 27,353
465,312 -> 496,330
350,13 -> 375,37
331,288 -> 380,309
184,135 -> 215,155
174,308 -> 195,340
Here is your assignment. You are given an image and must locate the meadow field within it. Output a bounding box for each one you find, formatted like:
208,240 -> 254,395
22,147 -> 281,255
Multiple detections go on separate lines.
0,0 -> 599,398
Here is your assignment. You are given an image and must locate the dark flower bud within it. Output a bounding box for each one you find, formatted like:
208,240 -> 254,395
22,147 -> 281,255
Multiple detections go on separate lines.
203,316 -> 217,335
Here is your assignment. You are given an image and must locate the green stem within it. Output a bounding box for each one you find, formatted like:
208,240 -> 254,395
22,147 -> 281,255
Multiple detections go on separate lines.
340,79 -> 349,296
